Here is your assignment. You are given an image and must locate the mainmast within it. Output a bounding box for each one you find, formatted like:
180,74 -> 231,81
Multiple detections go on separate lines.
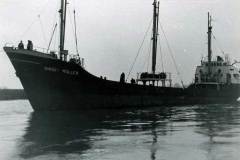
207,12 -> 212,74
59,0 -> 68,61
137,0 -> 172,87
151,0 -> 160,74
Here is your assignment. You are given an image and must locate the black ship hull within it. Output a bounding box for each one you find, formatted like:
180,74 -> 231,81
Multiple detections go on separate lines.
4,47 -> 240,110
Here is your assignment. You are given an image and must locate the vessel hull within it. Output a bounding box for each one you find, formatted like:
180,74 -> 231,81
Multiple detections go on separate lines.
4,47 -> 240,110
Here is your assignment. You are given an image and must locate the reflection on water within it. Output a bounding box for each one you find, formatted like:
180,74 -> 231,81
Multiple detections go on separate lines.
20,108 -> 174,159
1,101 -> 240,160
194,105 -> 240,160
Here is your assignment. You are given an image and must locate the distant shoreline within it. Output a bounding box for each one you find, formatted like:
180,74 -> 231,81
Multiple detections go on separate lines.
0,89 -> 27,100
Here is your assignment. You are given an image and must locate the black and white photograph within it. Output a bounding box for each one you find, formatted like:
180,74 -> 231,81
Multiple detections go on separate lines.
0,0 -> 240,159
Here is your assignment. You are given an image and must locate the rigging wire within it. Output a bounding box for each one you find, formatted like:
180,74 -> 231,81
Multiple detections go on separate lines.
38,0 -> 51,15
53,26 -> 58,51
158,20 -> 185,88
147,40 -> 152,72
158,35 -> 164,72
19,19 -> 38,39
141,39 -> 152,72
50,5 -> 59,50
19,0 -> 50,40
67,5 -> 78,54
38,15 -> 47,46
212,33 -> 225,56
47,23 -> 58,52
126,18 -> 153,81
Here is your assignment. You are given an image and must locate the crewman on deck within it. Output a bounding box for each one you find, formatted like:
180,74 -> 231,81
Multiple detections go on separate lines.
120,72 -> 125,83
18,40 -> 24,49
27,40 -> 33,50
131,78 -> 136,84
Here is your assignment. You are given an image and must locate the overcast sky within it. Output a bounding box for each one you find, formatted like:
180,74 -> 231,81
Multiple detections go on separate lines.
0,0 -> 240,88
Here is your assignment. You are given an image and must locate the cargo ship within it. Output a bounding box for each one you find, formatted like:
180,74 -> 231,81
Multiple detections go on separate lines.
3,0 -> 240,110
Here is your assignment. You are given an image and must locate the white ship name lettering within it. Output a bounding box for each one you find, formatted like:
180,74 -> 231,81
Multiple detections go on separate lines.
44,67 -> 79,76
44,67 -> 58,72
62,69 -> 79,75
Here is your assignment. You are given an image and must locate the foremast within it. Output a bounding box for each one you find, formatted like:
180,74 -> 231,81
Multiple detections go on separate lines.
59,0 -> 68,61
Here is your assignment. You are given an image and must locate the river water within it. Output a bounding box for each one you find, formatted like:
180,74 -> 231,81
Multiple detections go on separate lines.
0,100 -> 240,160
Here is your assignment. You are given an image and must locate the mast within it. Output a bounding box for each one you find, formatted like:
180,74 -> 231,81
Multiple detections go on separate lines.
151,0 -> 159,74
74,10 -> 79,56
59,0 -> 67,61
207,12 -> 212,74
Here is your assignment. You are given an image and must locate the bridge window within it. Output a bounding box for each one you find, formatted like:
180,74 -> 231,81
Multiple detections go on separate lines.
234,74 -> 240,79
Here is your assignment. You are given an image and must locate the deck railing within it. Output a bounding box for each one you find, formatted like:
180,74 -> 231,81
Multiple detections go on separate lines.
5,43 -> 56,55
5,43 -> 85,67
